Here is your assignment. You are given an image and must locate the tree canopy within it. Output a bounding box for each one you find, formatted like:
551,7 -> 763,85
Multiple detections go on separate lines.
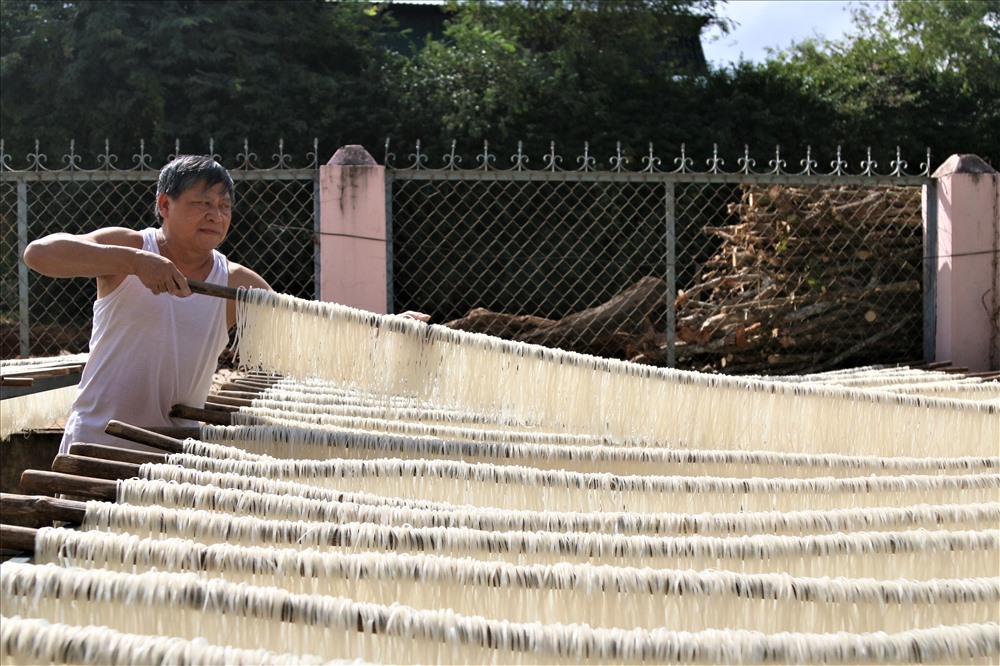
1,0 -> 391,160
1,0 -> 995,168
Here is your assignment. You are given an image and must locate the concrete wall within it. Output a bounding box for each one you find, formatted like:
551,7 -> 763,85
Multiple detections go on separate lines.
929,155 -> 1000,371
317,145 -> 389,313
319,147 -> 1000,371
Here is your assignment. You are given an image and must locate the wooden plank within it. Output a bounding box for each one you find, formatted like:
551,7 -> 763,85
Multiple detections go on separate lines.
51,454 -> 140,481
20,470 -> 117,501
69,443 -> 166,465
170,404 -> 233,425
104,420 -> 187,454
1,492 -> 87,524
0,524 -> 37,552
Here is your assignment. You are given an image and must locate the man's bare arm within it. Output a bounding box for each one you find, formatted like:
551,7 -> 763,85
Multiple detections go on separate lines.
23,228 -> 190,297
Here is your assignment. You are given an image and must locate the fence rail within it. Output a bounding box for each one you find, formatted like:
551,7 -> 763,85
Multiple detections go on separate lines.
1,141 -> 321,359
387,141 -> 932,375
3,140 -> 932,375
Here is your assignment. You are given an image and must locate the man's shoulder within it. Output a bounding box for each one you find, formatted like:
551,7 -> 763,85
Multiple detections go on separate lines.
227,261 -> 271,291
87,226 -> 146,248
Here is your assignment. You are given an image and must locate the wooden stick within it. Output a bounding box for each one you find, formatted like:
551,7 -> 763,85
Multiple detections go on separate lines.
1,362 -> 85,379
149,426 -> 202,439
207,394 -> 255,408
69,443 -> 166,465
204,400 -> 240,413
1,493 -> 87,524
0,377 -> 34,387
0,524 -> 38,552
187,278 -> 239,300
51,454 -> 140,481
170,404 -> 233,425
105,420 -> 186,454
227,380 -> 278,391
217,388 -> 266,399
20,470 -> 117,501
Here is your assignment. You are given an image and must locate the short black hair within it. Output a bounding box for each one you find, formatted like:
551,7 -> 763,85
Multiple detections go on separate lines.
156,155 -> 235,204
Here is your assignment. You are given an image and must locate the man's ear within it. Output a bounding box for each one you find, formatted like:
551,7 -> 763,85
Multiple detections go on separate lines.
157,193 -> 171,218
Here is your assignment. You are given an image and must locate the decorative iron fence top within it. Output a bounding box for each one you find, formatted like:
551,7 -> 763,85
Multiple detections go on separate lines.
2,138 -> 935,184
385,139 -> 934,182
0,138 -> 321,174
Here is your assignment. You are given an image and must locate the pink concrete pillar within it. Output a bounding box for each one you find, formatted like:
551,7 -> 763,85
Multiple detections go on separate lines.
928,154 -> 1000,371
318,145 -> 389,313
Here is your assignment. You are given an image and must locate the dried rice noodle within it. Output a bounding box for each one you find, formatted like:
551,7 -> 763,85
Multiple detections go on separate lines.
0,614 -> 344,666
115,477 -> 1000,537
234,290 -> 998,457
79,502 -> 1000,579
3,563 -> 997,664
0,385 -> 77,441
196,424 -> 999,478
31,528 -> 1000,634
148,456 -> 1000,513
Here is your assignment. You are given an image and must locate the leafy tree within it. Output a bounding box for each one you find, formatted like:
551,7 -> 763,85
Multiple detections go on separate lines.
382,0 -> 731,162
3,0 -> 995,169
764,0 -> 999,167
1,0 -> 392,161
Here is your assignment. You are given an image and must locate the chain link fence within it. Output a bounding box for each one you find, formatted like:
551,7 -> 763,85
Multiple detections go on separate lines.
389,144 -> 931,375
1,144 -> 318,359
3,141 -> 931,375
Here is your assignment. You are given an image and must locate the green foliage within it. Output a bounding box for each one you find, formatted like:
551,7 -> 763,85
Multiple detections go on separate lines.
1,0 -> 392,159
383,0 -> 730,158
764,0 -> 999,165
1,0 -> 995,167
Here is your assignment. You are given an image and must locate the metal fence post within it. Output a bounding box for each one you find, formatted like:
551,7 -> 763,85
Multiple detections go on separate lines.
16,179 -> 29,358
312,170 -> 322,302
922,181 -> 937,364
384,169 -> 395,314
665,181 -> 676,368
318,145 -> 389,313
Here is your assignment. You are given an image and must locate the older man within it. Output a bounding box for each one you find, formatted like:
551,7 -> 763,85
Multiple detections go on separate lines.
24,155 -> 271,452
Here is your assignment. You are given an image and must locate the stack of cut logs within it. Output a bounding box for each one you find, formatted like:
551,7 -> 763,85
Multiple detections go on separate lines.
445,185 -> 924,375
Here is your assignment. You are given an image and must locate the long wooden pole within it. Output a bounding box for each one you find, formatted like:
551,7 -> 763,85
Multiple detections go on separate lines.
0,524 -> 38,552
20,470 -> 117,501
187,279 -> 239,300
105,420 -> 186,454
51,453 -> 140,481
170,404 -> 233,425
1,492 -> 87,524
68,442 -> 166,465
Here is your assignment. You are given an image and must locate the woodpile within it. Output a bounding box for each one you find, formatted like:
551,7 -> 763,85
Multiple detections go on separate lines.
443,185 -> 924,375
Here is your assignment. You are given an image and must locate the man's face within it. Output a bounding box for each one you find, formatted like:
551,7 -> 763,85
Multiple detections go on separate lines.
158,180 -> 233,251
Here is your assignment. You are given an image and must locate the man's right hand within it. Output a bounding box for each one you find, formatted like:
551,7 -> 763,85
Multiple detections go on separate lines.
133,252 -> 192,297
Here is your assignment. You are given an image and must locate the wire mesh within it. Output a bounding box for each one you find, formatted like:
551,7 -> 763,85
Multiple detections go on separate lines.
391,173 -> 926,375
1,168 -> 316,359
3,142 -> 928,375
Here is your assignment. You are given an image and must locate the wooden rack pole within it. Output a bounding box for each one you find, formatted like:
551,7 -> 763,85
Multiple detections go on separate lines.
1,492 -> 88,524
20,470 -> 117,501
216,388 -> 266,399
207,394 -> 255,408
105,420 -> 187,454
187,279 -> 239,300
203,400 -> 240,413
0,524 -> 38,552
51,453 -> 140,481
170,404 -> 233,425
222,380 -> 278,392
1,362 -> 85,379
68,443 -> 166,465
150,426 -> 203,439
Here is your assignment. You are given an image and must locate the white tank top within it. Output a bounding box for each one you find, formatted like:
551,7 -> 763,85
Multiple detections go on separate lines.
60,228 -> 229,453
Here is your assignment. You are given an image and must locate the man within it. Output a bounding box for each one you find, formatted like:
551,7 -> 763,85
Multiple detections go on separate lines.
23,155 -> 271,453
